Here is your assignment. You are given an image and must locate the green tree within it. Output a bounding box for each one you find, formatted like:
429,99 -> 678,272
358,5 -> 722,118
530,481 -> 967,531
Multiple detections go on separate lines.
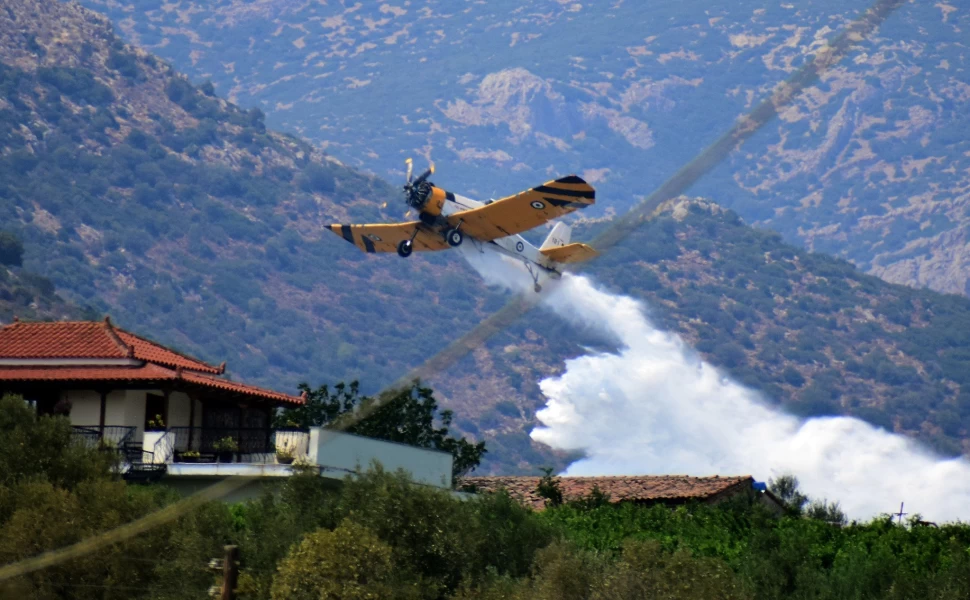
279,381 -> 486,480
595,539 -> 751,600
270,520 -> 394,600
0,395 -> 231,600
768,474 -> 808,516
535,467 -> 564,508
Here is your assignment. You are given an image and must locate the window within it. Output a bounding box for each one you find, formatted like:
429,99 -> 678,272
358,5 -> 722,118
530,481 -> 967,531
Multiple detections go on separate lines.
145,393 -> 167,430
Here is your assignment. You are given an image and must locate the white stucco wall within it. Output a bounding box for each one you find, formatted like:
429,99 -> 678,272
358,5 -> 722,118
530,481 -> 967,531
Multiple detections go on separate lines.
309,429 -> 454,488
68,389 -> 148,433
167,391 -> 194,427
125,390 -> 148,436
68,390 -> 101,426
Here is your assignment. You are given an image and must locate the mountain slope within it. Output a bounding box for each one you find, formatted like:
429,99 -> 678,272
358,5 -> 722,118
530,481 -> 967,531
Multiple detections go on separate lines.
6,0 -> 970,474
0,0 -> 577,474
436,198 -> 970,466
77,0 -> 970,295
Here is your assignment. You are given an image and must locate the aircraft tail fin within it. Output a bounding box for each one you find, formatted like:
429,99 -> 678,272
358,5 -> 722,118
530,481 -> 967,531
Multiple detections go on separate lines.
540,222 -> 572,250
540,242 -> 598,264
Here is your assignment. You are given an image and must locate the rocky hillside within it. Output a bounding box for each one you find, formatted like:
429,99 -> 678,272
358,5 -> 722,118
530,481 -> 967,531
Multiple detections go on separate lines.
6,0 -> 970,473
77,0 -> 970,295
0,233 -> 85,324
0,0 -> 569,473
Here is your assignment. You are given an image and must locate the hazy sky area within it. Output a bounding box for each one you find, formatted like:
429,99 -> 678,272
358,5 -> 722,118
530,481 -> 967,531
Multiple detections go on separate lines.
461,246 -> 970,522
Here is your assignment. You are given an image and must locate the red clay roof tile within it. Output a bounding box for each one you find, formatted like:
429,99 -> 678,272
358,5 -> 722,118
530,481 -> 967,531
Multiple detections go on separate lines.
0,364 -> 303,405
0,321 -> 128,359
0,320 -> 221,373
460,475 -> 754,510
114,329 -> 221,373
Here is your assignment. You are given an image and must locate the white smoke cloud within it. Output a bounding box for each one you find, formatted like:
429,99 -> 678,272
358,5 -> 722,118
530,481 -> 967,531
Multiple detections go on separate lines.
460,244 -> 970,522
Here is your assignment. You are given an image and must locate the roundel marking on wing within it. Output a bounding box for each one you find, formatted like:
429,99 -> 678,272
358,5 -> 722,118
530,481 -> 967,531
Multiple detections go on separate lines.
530,200 -> 545,210
515,241 -> 524,252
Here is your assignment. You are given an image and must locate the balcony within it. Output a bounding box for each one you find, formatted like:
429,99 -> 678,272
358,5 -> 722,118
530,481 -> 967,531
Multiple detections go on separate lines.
146,427 -> 310,465
71,425 -> 166,482
71,425 -> 454,489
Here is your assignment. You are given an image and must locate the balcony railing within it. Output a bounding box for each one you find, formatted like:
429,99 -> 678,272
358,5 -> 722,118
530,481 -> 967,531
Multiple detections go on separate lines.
153,427 -> 310,465
72,425 -> 138,450
72,426 -> 165,481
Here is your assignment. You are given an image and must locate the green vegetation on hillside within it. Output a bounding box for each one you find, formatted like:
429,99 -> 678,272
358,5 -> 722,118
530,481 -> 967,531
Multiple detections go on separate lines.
7,0 -> 970,474
77,0 -> 970,295
0,232 -> 89,324
0,15 -> 511,394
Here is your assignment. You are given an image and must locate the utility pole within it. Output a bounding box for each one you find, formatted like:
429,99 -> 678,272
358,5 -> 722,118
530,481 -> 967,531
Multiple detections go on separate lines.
894,502 -> 907,524
222,545 -> 239,600
209,545 -> 239,600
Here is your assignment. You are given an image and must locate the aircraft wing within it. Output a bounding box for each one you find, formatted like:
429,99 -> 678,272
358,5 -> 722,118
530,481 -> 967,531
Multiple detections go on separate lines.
446,175 -> 595,241
327,222 -> 449,253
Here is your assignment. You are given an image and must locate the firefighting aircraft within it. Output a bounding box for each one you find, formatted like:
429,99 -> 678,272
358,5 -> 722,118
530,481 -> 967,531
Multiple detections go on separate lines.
327,160 -> 597,292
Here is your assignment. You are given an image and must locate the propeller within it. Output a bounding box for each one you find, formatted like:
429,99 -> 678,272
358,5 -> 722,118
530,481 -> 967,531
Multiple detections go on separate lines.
403,158 -> 435,210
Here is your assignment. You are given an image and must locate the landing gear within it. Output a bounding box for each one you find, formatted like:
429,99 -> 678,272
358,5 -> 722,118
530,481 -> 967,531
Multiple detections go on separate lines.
534,282 -> 542,293
445,219 -> 464,247
445,228 -> 464,247
397,239 -> 413,258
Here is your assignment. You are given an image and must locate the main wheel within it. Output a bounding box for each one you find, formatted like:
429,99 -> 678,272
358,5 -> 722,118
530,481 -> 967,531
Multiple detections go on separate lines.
534,283 -> 542,293
397,239 -> 413,258
445,228 -> 464,247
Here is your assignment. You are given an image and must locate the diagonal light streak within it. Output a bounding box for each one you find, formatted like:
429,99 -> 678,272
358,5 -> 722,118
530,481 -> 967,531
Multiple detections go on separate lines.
366,0 -> 907,411
0,0 -> 906,580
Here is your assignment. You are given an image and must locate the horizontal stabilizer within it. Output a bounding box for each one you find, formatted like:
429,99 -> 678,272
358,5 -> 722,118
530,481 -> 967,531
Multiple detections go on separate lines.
540,242 -> 598,264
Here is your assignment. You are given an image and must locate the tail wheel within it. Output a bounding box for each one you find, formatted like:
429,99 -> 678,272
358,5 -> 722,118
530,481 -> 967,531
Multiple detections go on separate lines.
445,228 -> 464,247
397,239 -> 413,258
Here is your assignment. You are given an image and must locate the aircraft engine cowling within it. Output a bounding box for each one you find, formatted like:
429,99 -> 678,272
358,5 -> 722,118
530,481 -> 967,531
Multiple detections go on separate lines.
406,180 -> 433,210
407,183 -> 447,216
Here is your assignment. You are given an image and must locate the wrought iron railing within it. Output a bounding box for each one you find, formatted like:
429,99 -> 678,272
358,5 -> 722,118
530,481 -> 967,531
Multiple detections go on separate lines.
160,427 -> 310,464
71,425 -> 137,451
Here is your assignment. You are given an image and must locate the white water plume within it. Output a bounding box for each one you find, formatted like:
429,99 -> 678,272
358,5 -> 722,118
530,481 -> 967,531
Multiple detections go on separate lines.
460,244 -> 970,522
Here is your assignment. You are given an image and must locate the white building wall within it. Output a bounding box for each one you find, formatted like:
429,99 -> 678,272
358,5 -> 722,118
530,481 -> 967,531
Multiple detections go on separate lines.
125,390 -> 148,436
167,391 -> 193,427
68,390 -> 101,426
104,390 -> 133,428
309,429 -> 454,488
67,389 -> 148,433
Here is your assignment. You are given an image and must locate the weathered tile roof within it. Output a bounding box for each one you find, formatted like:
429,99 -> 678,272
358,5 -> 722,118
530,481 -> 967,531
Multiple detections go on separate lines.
0,318 -> 221,373
0,318 -> 304,405
0,364 -> 304,405
460,475 -> 754,510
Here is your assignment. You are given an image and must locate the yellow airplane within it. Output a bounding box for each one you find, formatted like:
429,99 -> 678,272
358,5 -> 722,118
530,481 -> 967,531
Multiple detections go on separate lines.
328,160 -> 597,292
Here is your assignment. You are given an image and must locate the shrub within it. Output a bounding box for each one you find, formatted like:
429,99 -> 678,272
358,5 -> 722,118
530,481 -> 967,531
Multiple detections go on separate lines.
0,232 -> 23,266
270,520 -> 393,600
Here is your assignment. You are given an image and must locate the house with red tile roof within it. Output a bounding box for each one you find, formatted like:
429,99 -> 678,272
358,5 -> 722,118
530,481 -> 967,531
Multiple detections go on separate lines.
0,318 -> 454,496
460,475 -> 783,512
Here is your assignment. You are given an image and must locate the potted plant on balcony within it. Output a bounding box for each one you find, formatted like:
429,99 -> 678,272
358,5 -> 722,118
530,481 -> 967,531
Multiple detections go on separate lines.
275,440 -> 296,465
213,436 -> 238,463
177,450 -> 201,463
146,414 -> 166,431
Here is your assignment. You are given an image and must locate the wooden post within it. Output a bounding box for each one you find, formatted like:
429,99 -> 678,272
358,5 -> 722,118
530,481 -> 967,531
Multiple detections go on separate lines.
187,393 -> 197,449
98,390 -> 107,435
222,545 -> 238,600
